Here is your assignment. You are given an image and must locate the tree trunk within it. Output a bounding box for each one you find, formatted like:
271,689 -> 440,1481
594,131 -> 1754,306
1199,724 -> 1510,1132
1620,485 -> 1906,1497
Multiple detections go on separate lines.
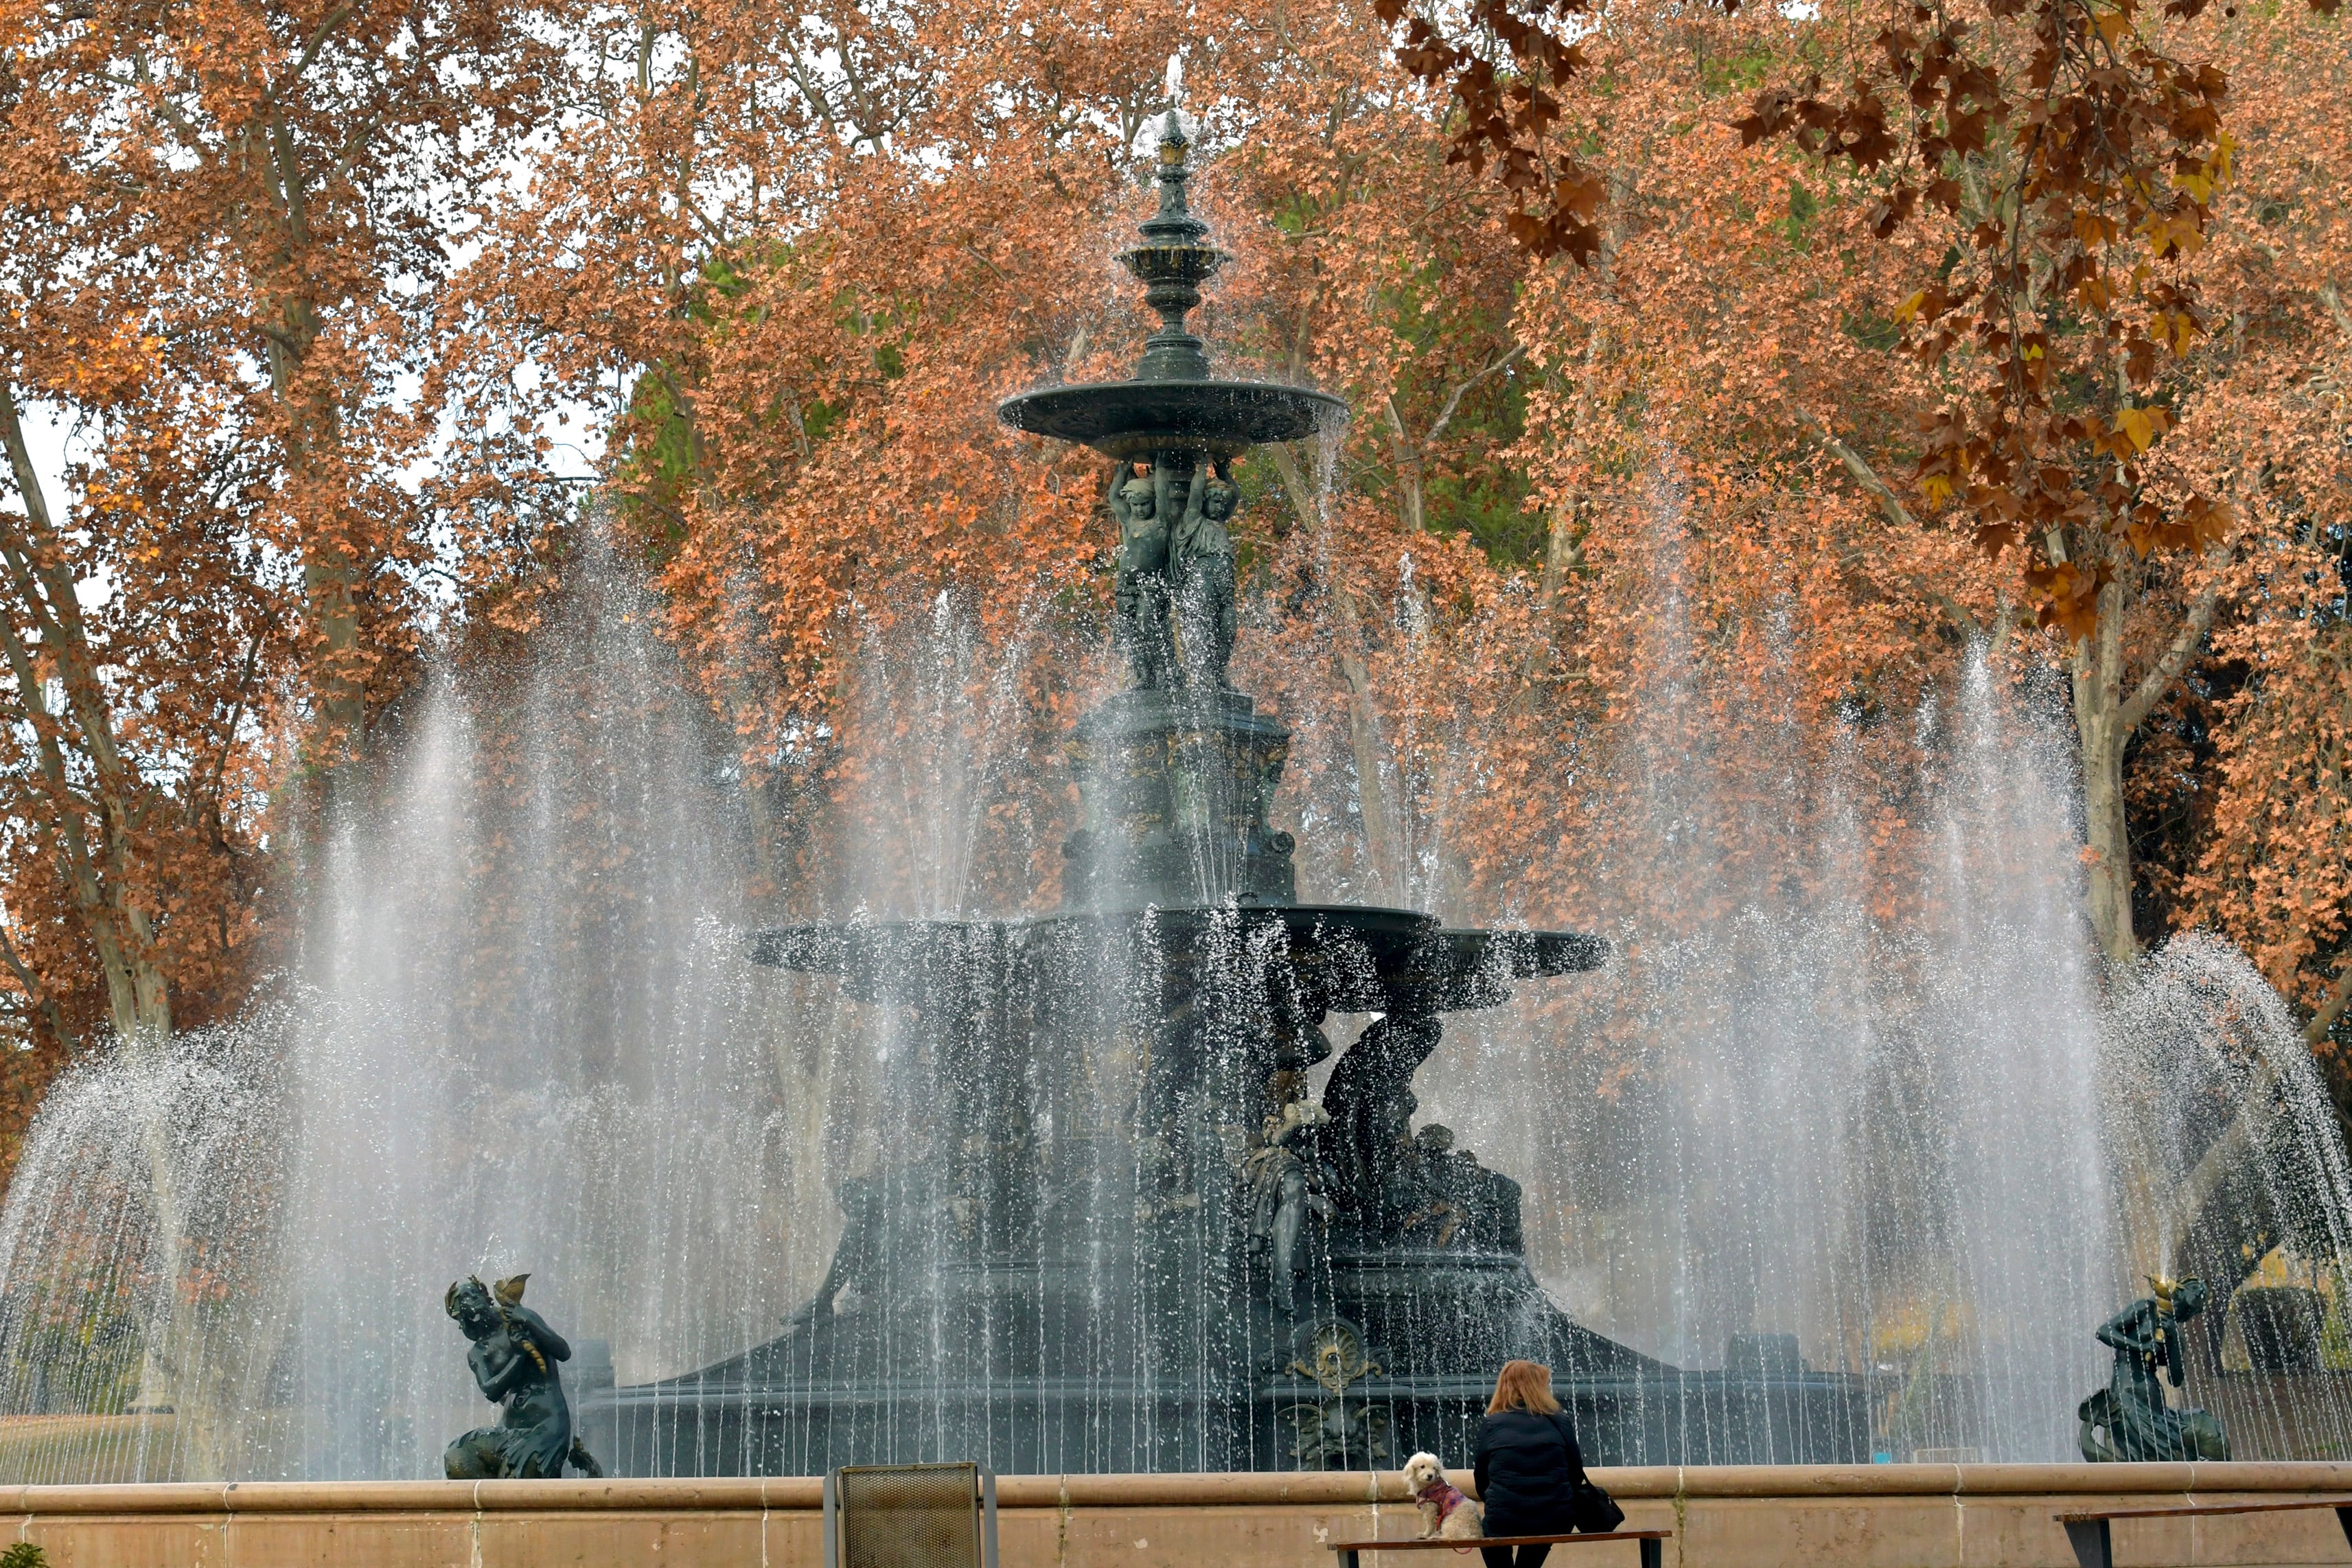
1540,498 -> 1583,607
1381,397 -> 1427,535
1330,581 -> 1403,900
1516,494 -> 1587,695
264,114 -> 369,772
2071,575 -> 2138,971
303,552 -> 367,757
1263,442 -> 1403,901
2068,555 -> 2224,973
0,388 -> 175,1048
0,382 -> 215,1464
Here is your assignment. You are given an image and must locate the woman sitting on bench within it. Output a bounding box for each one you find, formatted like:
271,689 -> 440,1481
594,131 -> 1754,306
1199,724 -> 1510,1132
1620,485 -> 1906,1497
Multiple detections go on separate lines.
1475,1360 -> 1588,1568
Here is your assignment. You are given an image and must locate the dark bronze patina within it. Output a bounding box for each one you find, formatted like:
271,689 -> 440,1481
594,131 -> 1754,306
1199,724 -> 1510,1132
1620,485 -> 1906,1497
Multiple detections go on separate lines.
999,113 -> 1346,460
443,1273 -> 605,1479
2077,1276 -> 2230,1461
584,111 -> 1874,1479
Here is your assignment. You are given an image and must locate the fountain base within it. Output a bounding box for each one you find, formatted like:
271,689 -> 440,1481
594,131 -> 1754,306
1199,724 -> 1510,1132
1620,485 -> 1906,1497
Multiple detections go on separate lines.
585,902 -> 1867,1475
584,1263 -> 1873,1474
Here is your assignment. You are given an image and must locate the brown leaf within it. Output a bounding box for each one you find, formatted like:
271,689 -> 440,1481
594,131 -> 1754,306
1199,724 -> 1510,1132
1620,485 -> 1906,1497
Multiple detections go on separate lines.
1869,184 -> 1919,238
1734,88 -> 1796,144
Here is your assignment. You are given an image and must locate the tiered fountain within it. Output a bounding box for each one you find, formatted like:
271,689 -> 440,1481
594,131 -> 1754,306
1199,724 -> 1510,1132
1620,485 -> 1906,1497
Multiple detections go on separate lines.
584,115 -> 1867,1475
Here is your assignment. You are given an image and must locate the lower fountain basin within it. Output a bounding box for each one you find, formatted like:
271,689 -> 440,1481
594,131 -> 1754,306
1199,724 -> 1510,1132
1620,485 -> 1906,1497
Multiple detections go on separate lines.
745,905 -> 1605,1012
998,379 -> 1348,459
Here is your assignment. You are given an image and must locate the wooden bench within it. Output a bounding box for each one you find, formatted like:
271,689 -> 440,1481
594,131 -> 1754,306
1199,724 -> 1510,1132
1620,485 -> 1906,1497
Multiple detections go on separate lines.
2057,1499 -> 2352,1568
1327,1529 -> 1668,1568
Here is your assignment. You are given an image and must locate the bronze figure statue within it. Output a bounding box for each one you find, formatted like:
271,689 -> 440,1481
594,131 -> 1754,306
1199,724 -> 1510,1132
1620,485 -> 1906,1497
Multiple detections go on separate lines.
1109,462 -> 1176,689
666,105 -> 1626,1479
784,1172 -> 884,1327
1246,1097 -> 1337,1316
2077,1276 -> 2228,1461
1169,457 -> 1240,691
443,1273 -> 606,1478
1107,452 -> 1241,693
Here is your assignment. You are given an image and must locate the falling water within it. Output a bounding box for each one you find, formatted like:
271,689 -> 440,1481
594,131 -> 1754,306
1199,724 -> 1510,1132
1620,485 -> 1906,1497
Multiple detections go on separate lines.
2106,933 -> 2352,1457
0,535 -> 830,1479
0,1032 -> 284,1481
285,534 -> 832,1479
0,484 -> 2349,1475
1911,649 -> 2115,1459
1372,478 -> 2285,1462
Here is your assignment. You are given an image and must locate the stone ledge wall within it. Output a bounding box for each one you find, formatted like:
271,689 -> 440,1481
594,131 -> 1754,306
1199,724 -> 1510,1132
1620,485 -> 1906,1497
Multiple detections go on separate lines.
5,1462 -> 2351,1568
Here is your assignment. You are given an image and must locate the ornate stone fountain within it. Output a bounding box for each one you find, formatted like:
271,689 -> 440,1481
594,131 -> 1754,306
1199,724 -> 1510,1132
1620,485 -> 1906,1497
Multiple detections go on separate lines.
585,114 -> 1868,1475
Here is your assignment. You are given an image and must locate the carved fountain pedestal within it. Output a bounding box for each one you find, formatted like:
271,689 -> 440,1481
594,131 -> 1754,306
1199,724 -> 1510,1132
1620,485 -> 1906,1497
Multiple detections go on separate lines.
584,113 -> 1870,1477
1063,688 -> 1298,910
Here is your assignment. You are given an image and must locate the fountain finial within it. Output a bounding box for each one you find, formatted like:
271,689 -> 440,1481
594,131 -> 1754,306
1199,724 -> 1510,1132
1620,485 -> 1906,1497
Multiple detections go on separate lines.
997,117 -> 1344,456
1124,108 -> 1222,382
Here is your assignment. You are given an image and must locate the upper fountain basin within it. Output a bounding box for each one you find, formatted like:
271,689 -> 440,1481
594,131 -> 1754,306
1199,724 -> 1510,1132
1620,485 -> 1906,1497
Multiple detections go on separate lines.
998,378 -> 1348,461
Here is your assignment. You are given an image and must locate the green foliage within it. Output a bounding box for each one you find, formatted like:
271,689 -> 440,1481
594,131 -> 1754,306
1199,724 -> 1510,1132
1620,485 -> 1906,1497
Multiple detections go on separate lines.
0,1239 -> 145,1417
0,1540 -> 47,1567
1843,308 -> 1901,354
1698,43 -> 1777,97
1778,181 -> 1821,249
1360,255 -> 1541,568
1425,468 -> 1542,566
621,368 -> 700,522
2322,1289 -> 2352,1372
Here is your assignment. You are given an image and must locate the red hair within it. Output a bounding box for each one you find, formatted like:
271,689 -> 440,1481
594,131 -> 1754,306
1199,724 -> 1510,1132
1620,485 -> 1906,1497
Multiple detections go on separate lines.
1487,1359 -> 1562,1415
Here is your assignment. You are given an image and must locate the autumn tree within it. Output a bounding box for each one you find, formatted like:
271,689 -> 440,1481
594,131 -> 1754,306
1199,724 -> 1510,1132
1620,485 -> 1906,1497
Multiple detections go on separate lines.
2169,13 -> 2352,1052
0,0 -> 570,1459
1212,34 -> 1541,906
1372,0 -> 2352,1317
1376,0 -> 2348,980
0,0 -> 586,1008
452,0 -> 1260,910
0,0 -> 2336,1429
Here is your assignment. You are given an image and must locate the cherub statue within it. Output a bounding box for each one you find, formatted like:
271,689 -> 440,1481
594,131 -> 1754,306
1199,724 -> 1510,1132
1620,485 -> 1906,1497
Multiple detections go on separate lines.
443,1273 -> 605,1478
2077,1275 -> 2228,1461
1108,462 -> 1175,689
1164,457 -> 1240,690
1245,1098 -> 1335,1317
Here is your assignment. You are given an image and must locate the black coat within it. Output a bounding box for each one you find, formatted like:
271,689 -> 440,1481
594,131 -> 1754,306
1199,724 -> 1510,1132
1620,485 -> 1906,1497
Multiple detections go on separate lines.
1473,1409 -> 1585,1533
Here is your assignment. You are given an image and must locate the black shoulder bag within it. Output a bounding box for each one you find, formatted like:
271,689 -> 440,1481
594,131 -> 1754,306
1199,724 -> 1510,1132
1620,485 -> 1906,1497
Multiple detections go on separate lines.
1548,1411 -> 1624,1534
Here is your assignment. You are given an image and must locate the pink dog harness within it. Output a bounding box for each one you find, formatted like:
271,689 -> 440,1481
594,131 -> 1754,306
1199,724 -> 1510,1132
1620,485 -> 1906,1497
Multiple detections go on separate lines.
1420,1477 -> 1471,1523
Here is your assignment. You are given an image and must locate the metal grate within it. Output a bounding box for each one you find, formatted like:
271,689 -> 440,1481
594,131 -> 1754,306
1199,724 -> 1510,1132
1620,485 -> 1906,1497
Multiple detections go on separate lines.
827,1462 -> 997,1568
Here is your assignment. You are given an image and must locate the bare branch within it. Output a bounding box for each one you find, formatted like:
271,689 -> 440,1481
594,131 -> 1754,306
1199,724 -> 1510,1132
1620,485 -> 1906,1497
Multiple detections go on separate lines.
1797,406 -> 1913,530
1422,344 -> 1525,448
2320,281 -> 2352,341
0,911 -> 74,1057
193,629 -> 264,840
0,382 -> 60,542
284,2 -> 358,94
127,50 -> 203,145
1258,442 -> 1321,535
2116,577 -> 2222,735
0,387 -> 135,785
2307,958 -> 2352,1049
1799,406 -> 1985,637
324,110 -> 389,192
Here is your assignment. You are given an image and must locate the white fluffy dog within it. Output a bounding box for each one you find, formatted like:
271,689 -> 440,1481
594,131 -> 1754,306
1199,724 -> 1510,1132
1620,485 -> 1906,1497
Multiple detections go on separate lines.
1402,1451 -> 1484,1541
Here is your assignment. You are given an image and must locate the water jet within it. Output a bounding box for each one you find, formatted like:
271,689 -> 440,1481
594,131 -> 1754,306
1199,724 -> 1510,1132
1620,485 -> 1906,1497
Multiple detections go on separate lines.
586,113 -> 1867,1475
